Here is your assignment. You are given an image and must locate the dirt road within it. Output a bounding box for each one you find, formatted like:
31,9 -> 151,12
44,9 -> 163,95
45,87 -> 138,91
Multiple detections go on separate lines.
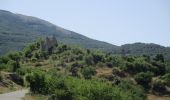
0,89 -> 29,100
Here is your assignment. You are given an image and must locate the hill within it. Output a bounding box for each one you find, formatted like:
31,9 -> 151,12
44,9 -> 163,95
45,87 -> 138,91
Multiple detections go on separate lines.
121,43 -> 170,61
0,9 -> 170,61
0,10 -> 118,55
0,37 -> 170,99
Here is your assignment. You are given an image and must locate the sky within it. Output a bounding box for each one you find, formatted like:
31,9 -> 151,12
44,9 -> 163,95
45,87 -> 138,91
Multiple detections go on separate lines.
0,0 -> 170,46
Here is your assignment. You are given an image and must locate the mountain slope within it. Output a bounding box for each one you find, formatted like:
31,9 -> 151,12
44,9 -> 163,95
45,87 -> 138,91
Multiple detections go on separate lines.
0,9 -> 170,61
121,43 -> 170,61
0,10 -> 119,55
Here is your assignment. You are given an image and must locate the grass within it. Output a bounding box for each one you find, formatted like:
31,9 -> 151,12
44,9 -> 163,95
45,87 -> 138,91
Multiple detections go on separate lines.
23,93 -> 47,100
147,94 -> 170,100
96,67 -> 113,77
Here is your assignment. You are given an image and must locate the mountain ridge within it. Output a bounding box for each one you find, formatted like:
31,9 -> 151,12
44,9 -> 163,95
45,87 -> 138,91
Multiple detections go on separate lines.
0,9 -> 170,61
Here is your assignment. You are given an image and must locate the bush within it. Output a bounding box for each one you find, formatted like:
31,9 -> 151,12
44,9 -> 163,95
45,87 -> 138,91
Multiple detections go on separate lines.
0,56 -> 10,64
26,71 -> 47,94
161,73 -> 170,87
112,68 -> 125,77
152,79 -> 166,94
7,60 -> 20,72
81,66 -> 96,79
70,66 -> 78,77
92,52 -> 104,64
152,61 -> 166,75
84,55 -> 94,65
0,63 -> 8,71
16,67 -> 31,76
0,73 -> 3,81
125,61 -> 156,75
153,54 -> 164,62
134,72 -> 153,89
35,62 -> 42,67
31,57 -> 37,63
26,72 -> 146,100
106,62 -> 113,68
7,52 -> 20,61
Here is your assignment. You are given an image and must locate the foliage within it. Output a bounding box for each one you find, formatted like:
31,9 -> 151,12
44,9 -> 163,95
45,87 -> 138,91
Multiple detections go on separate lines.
1,36 -> 170,99
161,73 -> 170,87
7,60 -> 20,72
134,72 -> 153,89
153,54 -> 164,62
26,71 -> 146,100
152,79 -> 166,93
81,66 -> 96,79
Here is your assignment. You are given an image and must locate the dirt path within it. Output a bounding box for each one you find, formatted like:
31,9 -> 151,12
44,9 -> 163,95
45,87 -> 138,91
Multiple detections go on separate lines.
0,89 -> 29,100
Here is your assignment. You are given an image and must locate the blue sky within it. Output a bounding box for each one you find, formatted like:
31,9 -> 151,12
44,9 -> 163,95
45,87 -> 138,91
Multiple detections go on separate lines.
0,0 -> 170,46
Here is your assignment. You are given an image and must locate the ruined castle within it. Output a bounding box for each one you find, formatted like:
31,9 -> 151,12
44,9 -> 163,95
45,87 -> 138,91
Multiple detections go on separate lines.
40,35 -> 57,52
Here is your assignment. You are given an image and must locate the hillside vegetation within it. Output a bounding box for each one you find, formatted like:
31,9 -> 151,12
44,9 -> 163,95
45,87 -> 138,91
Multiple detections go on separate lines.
0,37 -> 170,100
0,10 -> 118,55
1,9 -> 170,62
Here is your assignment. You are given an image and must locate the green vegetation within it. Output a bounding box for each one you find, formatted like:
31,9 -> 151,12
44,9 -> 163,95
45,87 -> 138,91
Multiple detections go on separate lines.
0,10 -> 118,56
81,66 -> 96,79
1,10 -> 170,62
134,72 -> 153,89
0,37 -> 170,100
25,71 -> 146,100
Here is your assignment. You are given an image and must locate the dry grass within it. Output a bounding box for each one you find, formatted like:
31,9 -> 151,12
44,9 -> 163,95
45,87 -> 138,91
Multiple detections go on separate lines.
148,94 -> 170,100
0,71 -> 23,94
96,67 -> 112,77
24,93 -> 47,100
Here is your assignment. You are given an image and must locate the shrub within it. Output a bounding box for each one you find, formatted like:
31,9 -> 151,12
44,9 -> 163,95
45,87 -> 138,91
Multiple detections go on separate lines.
7,52 -> 20,61
106,62 -> 113,68
92,52 -> 104,64
0,56 -> 10,64
81,66 -> 96,79
7,60 -> 20,72
31,57 -> 37,63
26,72 -> 146,100
0,73 -> 3,81
35,62 -> 42,67
134,72 -> 153,89
16,67 -> 31,76
26,71 -> 47,94
112,68 -> 125,77
161,73 -> 170,87
0,63 -> 8,71
152,61 -> 166,75
153,54 -> 164,62
70,66 -> 78,77
152,79 -> 166,94
125,61 -> 156,75
84,55 -> 94,65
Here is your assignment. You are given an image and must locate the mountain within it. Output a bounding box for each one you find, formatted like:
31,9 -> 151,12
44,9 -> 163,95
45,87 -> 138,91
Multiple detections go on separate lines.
0,10 -> 119,55
0,9 -> 170,61
121,43 -> 170,61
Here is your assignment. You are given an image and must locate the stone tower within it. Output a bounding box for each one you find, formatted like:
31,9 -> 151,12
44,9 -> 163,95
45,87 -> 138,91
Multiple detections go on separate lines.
40,35 -> 57,52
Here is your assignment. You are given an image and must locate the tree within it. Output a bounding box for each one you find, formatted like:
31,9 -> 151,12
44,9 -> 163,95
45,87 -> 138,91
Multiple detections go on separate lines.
70,62 -> 80,77
152,79 -> 166,93
7,52 -> 20,61
152,61 -> 166,75
7,60 -> 20,72
81,66 -> 96,79
134,72 -> 153,89
92,52 -> 104,64
154,54 -> 164,62
0,56 -> 10,64
161,73 -> 170,87
85,55 -> 94,65
26,71 -> 47,94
